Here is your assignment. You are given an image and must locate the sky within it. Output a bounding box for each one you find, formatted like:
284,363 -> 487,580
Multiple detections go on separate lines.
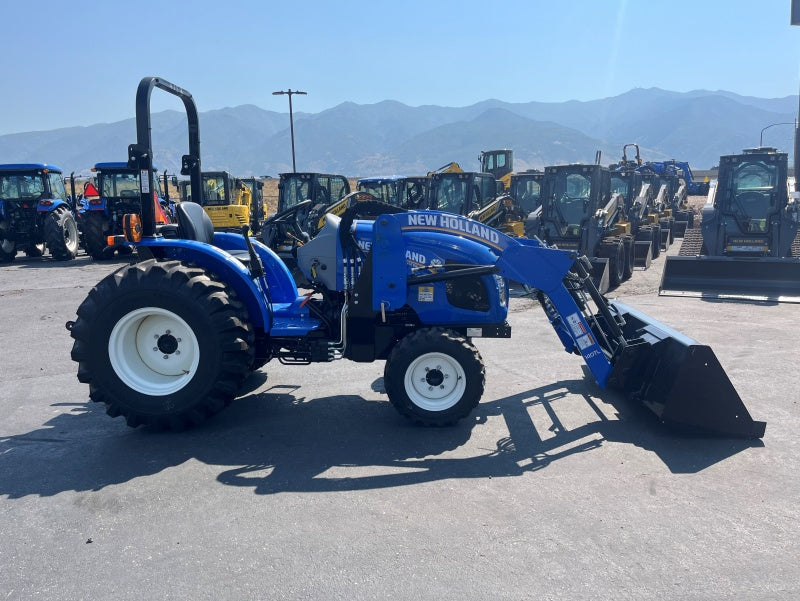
1,0 -> 800,135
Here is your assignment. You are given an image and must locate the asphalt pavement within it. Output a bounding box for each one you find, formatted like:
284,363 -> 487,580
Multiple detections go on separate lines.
1,243 -> 798,600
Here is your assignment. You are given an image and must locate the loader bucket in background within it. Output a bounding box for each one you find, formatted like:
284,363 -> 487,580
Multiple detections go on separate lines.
672,219 -> 689,238
633,240 -> 652,268
589,257 -> 610,294
604,301 -> 766,438
660,255 -> 800,303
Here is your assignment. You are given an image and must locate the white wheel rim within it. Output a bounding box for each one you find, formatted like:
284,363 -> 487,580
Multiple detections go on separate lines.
403,351 -> 466,412
109,307 -> 200,396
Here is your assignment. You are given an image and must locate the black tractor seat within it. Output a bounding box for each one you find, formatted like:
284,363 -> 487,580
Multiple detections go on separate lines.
158,202 -> 252,263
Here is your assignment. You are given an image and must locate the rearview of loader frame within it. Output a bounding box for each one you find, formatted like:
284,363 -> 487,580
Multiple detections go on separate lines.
67,77 -> 765,440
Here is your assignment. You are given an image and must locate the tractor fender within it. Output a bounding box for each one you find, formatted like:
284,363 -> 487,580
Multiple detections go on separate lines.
80,198 -> 108,214
137,237 -> 298,331
36,198 -> 70,213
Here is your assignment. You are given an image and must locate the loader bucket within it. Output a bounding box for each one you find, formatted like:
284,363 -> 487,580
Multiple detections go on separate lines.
672,219 -> 689,238
633,240 -> 652,268
660,255 -> 800,303
589,257 -> 610,294
605,301 -> 766,438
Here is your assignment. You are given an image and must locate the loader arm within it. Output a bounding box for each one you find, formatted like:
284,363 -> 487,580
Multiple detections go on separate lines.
632,183 -> 652,221
371,211 -> 766,438
373,212 -> 622,387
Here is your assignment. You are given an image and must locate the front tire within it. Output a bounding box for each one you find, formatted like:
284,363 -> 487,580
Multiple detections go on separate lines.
45,206 -> 79,260
384,328 -> 485,425
70,259 -> 255,429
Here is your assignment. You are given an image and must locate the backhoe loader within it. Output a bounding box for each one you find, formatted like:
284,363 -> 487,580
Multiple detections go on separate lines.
479,149 -> 513,190
199,171 -> 254,231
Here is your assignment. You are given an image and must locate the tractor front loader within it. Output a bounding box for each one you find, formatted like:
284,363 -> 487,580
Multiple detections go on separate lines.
67,77 -> 765,441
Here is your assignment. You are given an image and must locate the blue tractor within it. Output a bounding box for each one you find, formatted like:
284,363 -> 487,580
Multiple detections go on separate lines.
80,161 -> 172,259
67,77 -> 765,439
0,163 -> 80,262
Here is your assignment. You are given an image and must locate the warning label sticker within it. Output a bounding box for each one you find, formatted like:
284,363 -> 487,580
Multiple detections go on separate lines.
576,333 -> 595,351
566,313 -> 587,338
140,170 -> 150,194
418,286 -> 434,302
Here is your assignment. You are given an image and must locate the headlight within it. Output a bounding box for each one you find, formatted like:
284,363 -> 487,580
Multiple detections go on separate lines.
494,274 -> 507,307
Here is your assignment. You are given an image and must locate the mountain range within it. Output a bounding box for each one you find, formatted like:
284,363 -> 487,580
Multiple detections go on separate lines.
0,88 -> 796,176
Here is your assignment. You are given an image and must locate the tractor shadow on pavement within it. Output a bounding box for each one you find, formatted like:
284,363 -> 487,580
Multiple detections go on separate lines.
0,372 -> 762,499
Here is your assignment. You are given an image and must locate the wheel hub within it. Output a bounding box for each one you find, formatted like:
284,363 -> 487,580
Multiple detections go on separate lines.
157,333 -> 179,355
403,352 -> 467,411
425,368 -> 444,387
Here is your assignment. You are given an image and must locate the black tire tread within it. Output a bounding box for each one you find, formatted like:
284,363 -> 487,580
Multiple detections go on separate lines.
82,212 -> 109,259
70,259 -> 254,430
384,327 -> 484,426
45,206 -> 79,260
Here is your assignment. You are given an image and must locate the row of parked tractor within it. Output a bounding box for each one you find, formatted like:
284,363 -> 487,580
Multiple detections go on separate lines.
255,146 -> 704,294
260,144 -> 800,300
0,162 -> 268,264
3,142 -> 799,301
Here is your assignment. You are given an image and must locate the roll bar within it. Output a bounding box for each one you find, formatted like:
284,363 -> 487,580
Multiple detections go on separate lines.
127,76 -> 201,237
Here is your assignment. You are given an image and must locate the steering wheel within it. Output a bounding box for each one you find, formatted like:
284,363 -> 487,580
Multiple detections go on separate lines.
260,199 -> 313,248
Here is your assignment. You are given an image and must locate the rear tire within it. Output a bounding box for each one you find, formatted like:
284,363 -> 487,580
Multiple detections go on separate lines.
0,221 -> 16,263
384,327 -> 484,425
83,211 -> 109,260
70,259 -> 255,430
45,206 -> 79,260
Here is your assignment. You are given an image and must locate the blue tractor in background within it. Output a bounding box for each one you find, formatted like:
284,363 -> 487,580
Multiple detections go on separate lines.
66,77 -> 765,440
80,161 -> 172,259
639,159 -> 709,196
0,163 -> 80,263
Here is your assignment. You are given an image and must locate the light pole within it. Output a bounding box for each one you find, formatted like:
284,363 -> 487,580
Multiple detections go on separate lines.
272,89 -> 307,172
759,121 -> 796,147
